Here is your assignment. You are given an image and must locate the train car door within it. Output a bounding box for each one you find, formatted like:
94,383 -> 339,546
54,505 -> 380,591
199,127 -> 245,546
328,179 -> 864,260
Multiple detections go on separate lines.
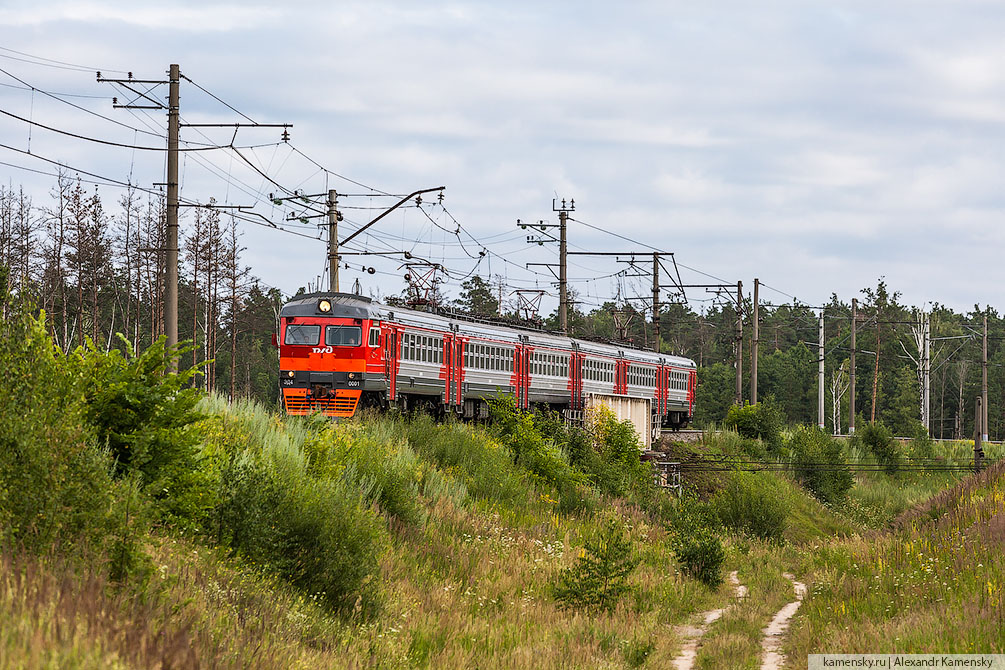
454,337 -> 464,409
442,333 -> 453,406
571,346 -> 583,410
383,325 -> 399,401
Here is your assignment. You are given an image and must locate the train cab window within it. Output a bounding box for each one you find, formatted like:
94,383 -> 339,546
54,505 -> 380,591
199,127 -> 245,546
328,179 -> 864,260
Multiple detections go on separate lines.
284,324 -> 320,346
368,327 -> 380,347
326,325 -> 362,347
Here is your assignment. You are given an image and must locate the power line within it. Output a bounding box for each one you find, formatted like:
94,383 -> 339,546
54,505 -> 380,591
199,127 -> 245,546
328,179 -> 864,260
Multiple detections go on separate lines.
0,46 -> 129,74
0,107 -> 228,151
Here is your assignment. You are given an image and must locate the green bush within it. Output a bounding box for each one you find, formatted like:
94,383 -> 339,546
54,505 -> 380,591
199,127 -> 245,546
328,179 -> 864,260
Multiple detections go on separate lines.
860,421 -> 900,474
304,420 -> 424,526
673,528 -> 724,588
71,335 -> 206,498
213,431 -> 385,615
711,471 -> 787,541
787,426 -> 854,504
404,415 -> 529,509
553,517 -> 639,612
724,400 -> 784,451
488,397 -> 591,513
906,420 -> 935,460
665,495 -> 724,587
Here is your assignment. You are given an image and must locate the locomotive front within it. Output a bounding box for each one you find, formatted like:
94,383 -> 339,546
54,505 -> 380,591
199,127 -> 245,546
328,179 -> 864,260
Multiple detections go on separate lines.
277,293 -> 383,417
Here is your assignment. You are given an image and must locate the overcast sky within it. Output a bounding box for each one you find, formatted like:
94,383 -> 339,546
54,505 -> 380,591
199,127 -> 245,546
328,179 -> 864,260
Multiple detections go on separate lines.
1,1 -> 1003,315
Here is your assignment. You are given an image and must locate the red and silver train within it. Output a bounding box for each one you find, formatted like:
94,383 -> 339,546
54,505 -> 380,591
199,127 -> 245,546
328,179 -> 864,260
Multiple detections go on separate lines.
278,292 -> 696,429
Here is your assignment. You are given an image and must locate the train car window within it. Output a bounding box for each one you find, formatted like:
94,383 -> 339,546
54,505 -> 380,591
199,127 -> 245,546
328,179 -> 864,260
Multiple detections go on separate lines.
284,324 -> 320,346
368,328 -> 380,347
325,325 -> 362,347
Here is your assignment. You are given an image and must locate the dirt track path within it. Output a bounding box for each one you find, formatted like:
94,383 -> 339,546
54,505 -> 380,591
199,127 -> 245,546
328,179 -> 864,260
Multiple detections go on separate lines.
760,572 -> 806,670
671,570 -> 747,670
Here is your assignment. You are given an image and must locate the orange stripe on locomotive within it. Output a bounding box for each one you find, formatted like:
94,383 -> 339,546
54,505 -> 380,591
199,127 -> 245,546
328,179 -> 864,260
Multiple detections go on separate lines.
278,296 -> 383,418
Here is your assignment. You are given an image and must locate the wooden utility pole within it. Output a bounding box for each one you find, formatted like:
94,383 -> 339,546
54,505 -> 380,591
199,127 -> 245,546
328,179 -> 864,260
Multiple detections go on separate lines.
735,280 -> 743,406
328,189 -> 339,292
818,308 -> 825,429
983,311 -> 989,442
850,298 -> 857,434
751,278 -> 759,404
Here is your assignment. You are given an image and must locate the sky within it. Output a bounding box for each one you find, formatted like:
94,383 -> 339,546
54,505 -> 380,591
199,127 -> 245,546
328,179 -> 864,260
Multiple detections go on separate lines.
1,1 -> 1004,316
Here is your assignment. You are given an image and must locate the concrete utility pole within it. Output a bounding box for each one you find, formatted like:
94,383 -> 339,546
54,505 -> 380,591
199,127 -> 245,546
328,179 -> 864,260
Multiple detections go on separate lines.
99,65 -> 291,368
923,311 -> 931,434
975,395 -> 985,471
983,311 -> 989,442
751,278 -> 759,405
165,64 -> 180,361
327,189 -> 339,292
558,206 -> 569,334
520,199 -> 573,333
735,280 -> 743,406
850,298 -> 857,435
818,309 -> 825,430
652,254 -> 661,353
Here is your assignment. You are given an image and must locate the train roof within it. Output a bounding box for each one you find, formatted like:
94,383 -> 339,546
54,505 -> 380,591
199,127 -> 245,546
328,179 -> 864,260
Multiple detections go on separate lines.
281,292 -> 695,368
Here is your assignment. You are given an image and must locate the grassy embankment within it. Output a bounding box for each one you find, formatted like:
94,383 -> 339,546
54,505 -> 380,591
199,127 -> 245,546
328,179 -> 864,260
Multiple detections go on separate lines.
2,297 -> 999,668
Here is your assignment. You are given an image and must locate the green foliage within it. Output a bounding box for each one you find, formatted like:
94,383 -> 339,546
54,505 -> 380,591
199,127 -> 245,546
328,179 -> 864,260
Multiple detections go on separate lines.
454,274 -> 499,317
711,471 -> 787,541
403,415 -> 529,509
621,637 -> 655,668
673,528 -> 725,588
788,426 -> 854,504
488,396 -> 593,514
207,410 -> 385,616
71,335 -> 206,497
860,421 -> 900,474
724,400 -> 784,451
553,517 -> 639,612
303,419 -> 424,526
663,495 -> 724,587
906,420 -> 936,460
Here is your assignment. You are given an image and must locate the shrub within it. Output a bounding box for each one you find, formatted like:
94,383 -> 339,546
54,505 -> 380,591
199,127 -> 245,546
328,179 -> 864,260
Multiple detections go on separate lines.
404,415 -> 529,509
906,420 -> 935,460
553,517 -> 639,612
860,421 -> 900,474
711,471 -> 787,541
71,335 -> 206,497
304,420 -> 424,526
0,300 -> 118,554
665,495 -> 724,587
673,528 -> 724,588
488,397 -> 591,513
724,399 -> 784,451
788,426 -> 854,504
215,444 -> 385,615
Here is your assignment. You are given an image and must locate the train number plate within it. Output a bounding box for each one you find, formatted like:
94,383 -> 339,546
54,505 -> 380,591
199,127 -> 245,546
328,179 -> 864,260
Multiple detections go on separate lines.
282,378 -> 295,386
346,380 -> 360,388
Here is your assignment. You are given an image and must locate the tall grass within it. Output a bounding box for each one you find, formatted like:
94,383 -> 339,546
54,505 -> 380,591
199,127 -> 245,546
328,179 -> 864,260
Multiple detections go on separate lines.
787,460 -> 1005,661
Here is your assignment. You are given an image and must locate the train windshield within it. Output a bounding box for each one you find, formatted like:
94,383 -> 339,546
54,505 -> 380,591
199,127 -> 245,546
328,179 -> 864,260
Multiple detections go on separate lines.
284,324 -> 320,345
325,325 -> 363,347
